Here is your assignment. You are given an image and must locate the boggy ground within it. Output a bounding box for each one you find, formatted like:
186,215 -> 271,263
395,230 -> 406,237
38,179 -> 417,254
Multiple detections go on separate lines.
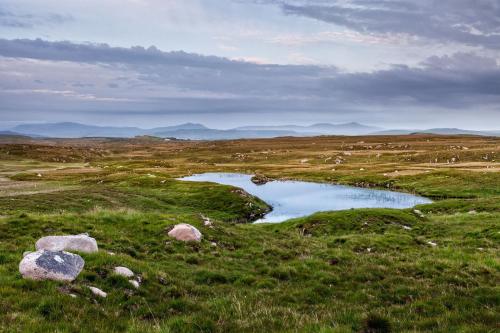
0,134 -> 498,332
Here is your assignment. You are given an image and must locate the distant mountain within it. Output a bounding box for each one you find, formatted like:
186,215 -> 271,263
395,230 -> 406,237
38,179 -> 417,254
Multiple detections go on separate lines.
151,129 -> 300,140
12,122 -> 210,138
149,123 -> 208,134
0,130 -> 25,136
8,122 -> 500,139
13,122 -> 145,138
236,122 -> 381,135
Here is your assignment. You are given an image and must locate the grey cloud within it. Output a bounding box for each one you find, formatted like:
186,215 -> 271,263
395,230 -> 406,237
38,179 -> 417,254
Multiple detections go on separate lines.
259,0 -> 500,49
0,6 -> 73,28
0,38 -> 338,98
0,38 -> 499,126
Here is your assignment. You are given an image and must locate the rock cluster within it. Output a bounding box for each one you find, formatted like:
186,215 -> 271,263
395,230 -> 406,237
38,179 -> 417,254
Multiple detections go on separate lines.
19,233 -> 143,298
20,234 -> 97,282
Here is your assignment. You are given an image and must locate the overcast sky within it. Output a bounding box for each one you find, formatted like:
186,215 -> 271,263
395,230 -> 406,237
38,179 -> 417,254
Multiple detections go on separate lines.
1,0 -> 499,129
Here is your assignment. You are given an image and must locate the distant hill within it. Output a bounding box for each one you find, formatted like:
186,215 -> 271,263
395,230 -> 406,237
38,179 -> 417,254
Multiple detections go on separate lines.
13,122 -> 145,138
151,129 -> 300,140
0,130 -> 26,136
8,122 -> 500,139
149,123 -> 208,134
371,128 -> 500,136
236,122 -> 381,135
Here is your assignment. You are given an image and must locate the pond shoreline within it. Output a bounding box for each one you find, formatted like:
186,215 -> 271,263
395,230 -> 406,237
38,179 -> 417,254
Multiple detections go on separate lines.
180,172 -> 432,223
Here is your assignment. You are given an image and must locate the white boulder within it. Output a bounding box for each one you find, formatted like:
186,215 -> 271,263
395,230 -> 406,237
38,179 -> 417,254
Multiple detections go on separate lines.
168,224 -> 202,242
88,286 -> 107,298
36,234 -> 98,253
19,250 -> 84,282
114,266 -> 134,278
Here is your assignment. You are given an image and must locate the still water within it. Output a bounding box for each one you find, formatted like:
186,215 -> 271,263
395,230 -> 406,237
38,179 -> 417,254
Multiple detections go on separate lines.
180,173 -> 432,223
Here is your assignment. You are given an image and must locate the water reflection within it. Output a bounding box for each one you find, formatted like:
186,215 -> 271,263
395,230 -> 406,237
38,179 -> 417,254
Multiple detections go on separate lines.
180,173 -> 432,223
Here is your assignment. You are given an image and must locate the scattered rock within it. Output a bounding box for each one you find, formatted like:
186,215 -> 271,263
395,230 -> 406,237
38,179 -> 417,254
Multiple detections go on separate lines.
88,286 -> 107,298
413,209 -> 425,218
427,241 -> 437,247
129,280 -> 140,289
201,214 -> 212,226
168,224 -> 202,242
402,225 -> 412,230
251,174 -> 272,185
19,250 -> 84,282
36,234 -> 98,253
114,266 -> 134,278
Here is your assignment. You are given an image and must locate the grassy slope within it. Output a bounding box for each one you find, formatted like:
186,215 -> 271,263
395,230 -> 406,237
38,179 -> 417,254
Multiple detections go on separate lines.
0,135 -> 498,332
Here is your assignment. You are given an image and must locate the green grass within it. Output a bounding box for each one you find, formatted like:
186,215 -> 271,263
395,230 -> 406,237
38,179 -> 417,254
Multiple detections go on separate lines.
0,208 -> 498,332
0,136 -> 498,332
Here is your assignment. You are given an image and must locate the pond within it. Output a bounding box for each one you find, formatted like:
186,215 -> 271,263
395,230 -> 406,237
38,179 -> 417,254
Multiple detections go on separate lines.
180,173 -> 432,223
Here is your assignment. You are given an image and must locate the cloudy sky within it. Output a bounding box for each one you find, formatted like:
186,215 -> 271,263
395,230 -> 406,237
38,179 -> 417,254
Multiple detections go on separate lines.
1,0 -> 499,129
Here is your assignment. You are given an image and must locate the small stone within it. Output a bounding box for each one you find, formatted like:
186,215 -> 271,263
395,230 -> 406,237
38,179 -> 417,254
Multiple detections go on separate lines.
427,241 -> 437,247
402,225 -> 412,230
210,242 -> 217,247
114,266 -> 134,278
201,215 -> 212,226
128,280 -> 140,289
413,209 -> 425,217
88,286 -> 107,298
168,224 -> 202,242
468,210 -> 477,215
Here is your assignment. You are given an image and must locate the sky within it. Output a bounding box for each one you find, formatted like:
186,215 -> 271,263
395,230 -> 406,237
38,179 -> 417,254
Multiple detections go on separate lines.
0,0 -> 499,130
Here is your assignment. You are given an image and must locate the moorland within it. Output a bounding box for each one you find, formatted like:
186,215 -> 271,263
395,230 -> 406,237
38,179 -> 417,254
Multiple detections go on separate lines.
0,134 -> 498,332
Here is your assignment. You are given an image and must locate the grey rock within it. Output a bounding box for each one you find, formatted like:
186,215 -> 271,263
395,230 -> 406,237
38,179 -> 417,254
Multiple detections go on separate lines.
19,250 -> 84,282
36,234 -> 98,253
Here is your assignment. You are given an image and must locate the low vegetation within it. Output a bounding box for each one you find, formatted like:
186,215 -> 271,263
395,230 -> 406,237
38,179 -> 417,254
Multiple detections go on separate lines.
0,134 -> 498,332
